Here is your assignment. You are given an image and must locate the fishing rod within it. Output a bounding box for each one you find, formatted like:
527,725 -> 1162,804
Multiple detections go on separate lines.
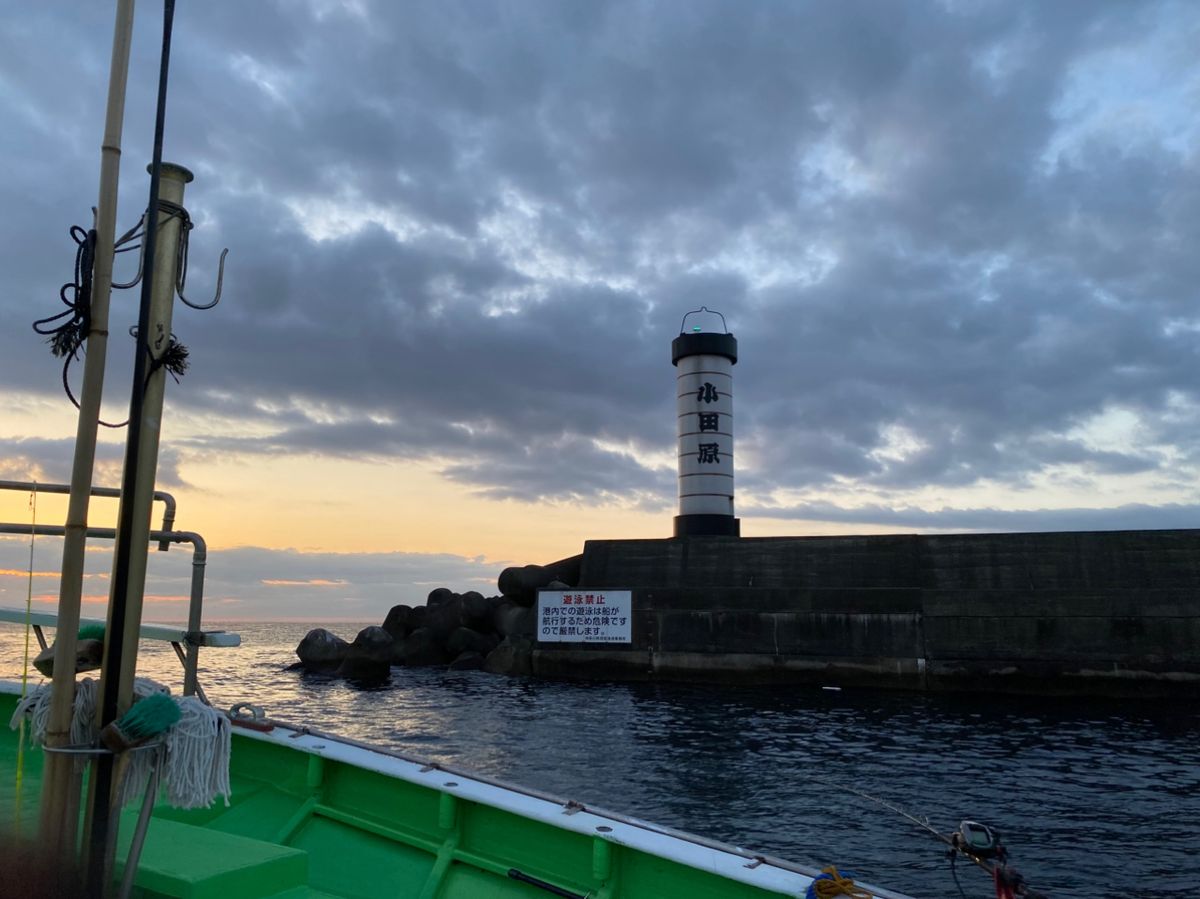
83,1 -> 178,895
809,775 -> 1049,899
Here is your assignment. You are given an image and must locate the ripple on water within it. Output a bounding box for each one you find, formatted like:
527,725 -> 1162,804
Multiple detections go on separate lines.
2,621 -> 1198,897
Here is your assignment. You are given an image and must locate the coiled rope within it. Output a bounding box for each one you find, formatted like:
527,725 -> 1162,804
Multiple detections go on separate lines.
33,202 -> 201,426
31,227 -> 109,419
806,866 -> 873,899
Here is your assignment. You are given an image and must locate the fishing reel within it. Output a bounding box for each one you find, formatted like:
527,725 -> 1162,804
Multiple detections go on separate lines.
951,820 -> 1003,860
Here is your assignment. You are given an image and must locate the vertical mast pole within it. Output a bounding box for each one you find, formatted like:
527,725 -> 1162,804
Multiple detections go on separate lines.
112,162 -> 191,708
39,0 -> 137,859
84,2 -> 177,893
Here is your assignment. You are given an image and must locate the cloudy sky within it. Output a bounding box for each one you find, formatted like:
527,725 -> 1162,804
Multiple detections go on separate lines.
1,0 -> 1197,622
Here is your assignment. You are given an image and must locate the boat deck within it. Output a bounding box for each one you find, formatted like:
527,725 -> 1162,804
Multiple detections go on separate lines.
1,686 -> 912,899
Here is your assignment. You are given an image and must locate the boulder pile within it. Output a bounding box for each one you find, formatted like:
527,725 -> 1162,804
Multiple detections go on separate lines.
293,559 -> 578,681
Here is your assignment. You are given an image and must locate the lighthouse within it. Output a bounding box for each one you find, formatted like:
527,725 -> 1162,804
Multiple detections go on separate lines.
672,308 -> 739,537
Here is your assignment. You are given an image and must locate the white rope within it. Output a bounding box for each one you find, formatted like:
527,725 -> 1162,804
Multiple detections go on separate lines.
9,678 -> 230,809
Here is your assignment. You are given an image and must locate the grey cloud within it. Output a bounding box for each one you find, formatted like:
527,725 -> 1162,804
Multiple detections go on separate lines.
440,434 -> 673,505
0,438 -> 186,489
0,537 -> 506,621
3,1 -> 1199,523
744,499 -> 1200,534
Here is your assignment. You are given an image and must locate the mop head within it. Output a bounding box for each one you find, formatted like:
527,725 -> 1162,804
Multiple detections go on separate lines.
11,679 -> 230,809
99,693 -> 181,753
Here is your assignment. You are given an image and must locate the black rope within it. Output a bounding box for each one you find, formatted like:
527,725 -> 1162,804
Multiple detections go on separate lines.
85,0 -> 177,893
33,225 -> 98,409
949,851 -> 969,899
35,225 -> 94,357
152,336 -> 189,382
31,223 -> 133,428
35,201 -> 202,427
129,325 -> 189,384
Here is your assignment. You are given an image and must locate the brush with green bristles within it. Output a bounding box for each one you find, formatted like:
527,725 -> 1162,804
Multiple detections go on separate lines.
99,693 -> 181,753
77,623 -> 106,642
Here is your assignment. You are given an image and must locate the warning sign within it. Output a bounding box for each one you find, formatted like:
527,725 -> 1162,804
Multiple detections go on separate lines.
536,590 -> 632,643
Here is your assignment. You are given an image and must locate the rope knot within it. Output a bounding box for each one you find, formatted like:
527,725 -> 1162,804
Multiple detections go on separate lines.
806,866 -> 872,899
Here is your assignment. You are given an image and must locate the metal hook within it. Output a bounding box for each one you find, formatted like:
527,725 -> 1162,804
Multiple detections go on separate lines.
111,213 -> 148,290
177,246 -> 227,310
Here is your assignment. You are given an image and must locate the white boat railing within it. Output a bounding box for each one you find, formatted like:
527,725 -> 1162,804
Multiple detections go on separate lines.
0,606 -> 239,648
0,480 -> 240,704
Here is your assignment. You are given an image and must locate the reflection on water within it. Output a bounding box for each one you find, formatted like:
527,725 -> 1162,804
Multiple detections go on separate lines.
3,621 -> 1198,897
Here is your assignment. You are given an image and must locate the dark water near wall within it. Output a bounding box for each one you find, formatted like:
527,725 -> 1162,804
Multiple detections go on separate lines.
3,621 -> 1198,898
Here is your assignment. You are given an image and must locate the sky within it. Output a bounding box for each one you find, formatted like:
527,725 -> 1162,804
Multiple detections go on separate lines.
0,0 -> 1198,623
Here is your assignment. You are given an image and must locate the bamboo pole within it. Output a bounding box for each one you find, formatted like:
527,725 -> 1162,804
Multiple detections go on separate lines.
38,0 -> 137,859
84,5 -> 177,892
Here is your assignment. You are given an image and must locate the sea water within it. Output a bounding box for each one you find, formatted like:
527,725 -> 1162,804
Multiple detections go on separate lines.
2,620 -> 1197,897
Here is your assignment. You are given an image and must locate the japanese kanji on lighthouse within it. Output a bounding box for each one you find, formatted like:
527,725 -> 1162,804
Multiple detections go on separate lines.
672,308 -> 739,537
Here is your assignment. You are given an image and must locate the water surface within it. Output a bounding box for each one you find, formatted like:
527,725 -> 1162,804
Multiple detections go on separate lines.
3,620 -> 1197,897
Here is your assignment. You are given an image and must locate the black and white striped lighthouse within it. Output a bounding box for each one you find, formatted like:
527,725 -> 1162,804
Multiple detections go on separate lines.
672,307 -> 739,537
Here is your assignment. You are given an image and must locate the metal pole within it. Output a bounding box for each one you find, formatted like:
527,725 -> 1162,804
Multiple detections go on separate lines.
182,539 -> 206,697
0,480 -> 177,536
85,3 -> 176,893
0,520 -> 210,700
39,0 -> 137,861
113,162 -> 191,709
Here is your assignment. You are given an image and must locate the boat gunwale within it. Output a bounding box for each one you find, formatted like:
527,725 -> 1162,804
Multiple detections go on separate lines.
1,678 -> 914,899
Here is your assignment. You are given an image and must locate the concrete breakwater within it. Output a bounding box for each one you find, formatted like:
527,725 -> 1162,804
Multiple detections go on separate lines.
533,530 -> 1200,698
291,557 -> 585,680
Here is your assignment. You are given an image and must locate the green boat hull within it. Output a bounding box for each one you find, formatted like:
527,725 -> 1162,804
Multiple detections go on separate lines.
1,685 -> 907,899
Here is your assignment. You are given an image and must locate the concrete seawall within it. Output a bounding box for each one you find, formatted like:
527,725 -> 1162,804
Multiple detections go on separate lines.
532,531 -> 1200,697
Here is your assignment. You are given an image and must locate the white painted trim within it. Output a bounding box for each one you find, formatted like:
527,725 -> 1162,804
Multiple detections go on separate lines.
0,607 -> 240,647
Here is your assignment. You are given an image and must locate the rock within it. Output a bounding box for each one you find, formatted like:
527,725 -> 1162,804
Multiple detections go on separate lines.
497,567 -> 522,598
484,635 -> 534,677
336,626 -> 393,680
396,628 -> 449,667
295,628 -> 349,671
33,638 -> 104,678
409,605 -> 429,629
498,564 -> 549,606
381,604 -> 413,641
461,591 -> 492,630
427,587 -> 454,607
448,651 -> 485,671
426,595 -> 465,641
493,600 -> 537,638
446,627 -> 499,658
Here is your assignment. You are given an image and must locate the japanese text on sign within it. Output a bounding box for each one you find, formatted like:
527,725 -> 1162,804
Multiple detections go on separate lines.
537,590 -> 632,643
